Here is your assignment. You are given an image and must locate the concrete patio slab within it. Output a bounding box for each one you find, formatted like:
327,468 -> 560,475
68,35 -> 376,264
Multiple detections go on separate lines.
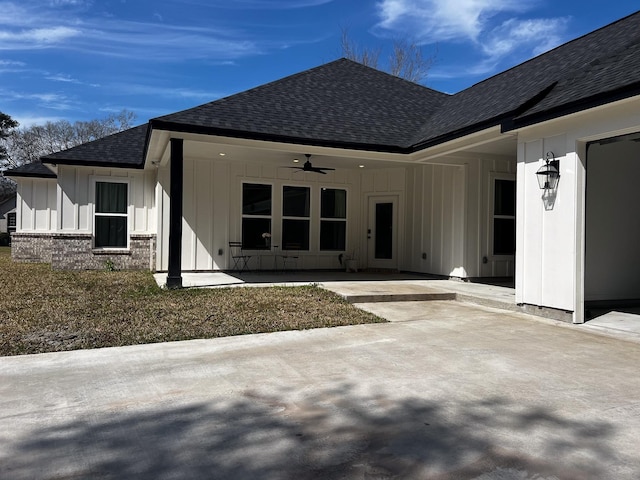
153,271 -> 640,341
2,303 -> 640,479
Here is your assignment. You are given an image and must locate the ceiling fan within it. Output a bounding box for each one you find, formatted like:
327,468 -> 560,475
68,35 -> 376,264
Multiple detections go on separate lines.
287,154 -> 335,175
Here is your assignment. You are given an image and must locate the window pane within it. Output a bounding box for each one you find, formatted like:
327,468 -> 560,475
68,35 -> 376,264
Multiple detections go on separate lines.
320,221 -> 346,251
493,218 -> 515,255
282,219 -> 309,250
321,189 -> 346,219
494,180 -> 515,216
96,182 -> 127,214
283,186 -> 310,217
243,183 -> 272,215
7,212 -> 16,228
95,216 -> 127,248
242,217 -> 271,249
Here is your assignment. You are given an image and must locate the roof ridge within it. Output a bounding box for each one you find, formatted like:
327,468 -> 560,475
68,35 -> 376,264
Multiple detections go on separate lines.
153,58 -> 448,123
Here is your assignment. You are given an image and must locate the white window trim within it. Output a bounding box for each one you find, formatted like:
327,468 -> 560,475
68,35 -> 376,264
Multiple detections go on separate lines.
282,184 -> 311,251
241,181 -> 273,251
319,186 -> 348,252
488,172 -> 516,260
90,176 -> 131,250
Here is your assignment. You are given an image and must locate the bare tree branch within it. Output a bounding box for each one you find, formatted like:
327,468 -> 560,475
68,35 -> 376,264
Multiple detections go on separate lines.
340,27 -> 381,70
3,109 -> 137,169
340,28 -> 435,84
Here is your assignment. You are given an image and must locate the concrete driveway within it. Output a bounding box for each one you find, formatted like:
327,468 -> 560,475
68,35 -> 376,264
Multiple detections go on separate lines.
2,301 -> 639,479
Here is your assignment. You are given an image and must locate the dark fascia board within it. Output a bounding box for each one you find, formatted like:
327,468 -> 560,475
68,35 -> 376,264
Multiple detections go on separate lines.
42,159 -> 144,169
149,119 -> 409,154
407,116 -> 509,152
142,121 -> 154,165
5,170 -> 57,179
503,81 -> 640,132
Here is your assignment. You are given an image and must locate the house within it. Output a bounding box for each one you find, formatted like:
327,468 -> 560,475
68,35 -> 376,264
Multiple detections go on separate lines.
6,11 -> 640,323
0,195 -> 16,244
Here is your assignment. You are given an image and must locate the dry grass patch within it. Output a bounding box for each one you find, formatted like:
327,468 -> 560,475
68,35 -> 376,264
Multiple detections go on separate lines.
0,247 -> 384,356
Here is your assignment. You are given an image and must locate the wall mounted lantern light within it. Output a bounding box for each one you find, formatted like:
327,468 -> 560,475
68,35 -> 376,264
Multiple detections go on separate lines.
536,151 -> 560,190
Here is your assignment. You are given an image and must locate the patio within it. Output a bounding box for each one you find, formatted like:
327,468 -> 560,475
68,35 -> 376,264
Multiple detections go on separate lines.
153,270 -> 640,343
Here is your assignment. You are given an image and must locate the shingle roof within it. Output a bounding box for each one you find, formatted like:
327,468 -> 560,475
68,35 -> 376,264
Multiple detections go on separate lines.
510,35 -> 640,129
40,124 -> 148,168
4,161 -> 56,178
19,10 -> 640,171
152,59 -> 449,152
412,10 -> 640,146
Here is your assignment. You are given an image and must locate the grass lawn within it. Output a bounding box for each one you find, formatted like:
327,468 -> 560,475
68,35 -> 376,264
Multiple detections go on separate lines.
0,247 -> 384,356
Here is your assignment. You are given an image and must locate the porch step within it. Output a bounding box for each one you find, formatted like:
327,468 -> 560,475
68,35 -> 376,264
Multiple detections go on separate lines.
341,292 -> 456,303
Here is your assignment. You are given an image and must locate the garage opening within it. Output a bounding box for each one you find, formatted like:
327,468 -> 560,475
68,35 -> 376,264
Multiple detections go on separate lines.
585,132 -> 640,318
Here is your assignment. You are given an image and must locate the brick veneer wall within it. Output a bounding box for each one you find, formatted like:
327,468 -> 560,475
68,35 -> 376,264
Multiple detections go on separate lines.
11,233 -> 54,263
11,232 -> 156,271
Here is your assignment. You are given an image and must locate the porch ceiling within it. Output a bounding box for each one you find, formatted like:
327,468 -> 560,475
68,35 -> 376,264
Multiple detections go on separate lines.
151,128 -> 518,170
154,130 -> 418,170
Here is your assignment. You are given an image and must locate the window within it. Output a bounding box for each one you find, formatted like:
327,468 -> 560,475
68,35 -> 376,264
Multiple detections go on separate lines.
320,188 -> 346,251
492,178 -> 515,256
282,186 -> 310,250
242,183 -> 272,249
7,212 -> 16,232
94,181 -> 128,248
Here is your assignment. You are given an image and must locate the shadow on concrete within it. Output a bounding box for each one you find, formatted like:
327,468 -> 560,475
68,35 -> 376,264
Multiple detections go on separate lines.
586,304 -> 640,320
4,385 -> 616,479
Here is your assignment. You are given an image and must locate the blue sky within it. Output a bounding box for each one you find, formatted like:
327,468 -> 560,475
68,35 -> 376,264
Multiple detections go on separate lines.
1,0 -> 637,127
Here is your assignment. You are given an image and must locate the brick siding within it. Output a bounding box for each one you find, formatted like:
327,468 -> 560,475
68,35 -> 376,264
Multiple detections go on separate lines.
11,233 -> 156,271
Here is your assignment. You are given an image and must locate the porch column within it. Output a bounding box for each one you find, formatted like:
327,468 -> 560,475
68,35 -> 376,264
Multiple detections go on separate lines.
166,138 -> 183,289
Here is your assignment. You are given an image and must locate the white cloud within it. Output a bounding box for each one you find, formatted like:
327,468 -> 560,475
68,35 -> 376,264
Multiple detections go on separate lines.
0,26 -> 81,49
375,0 -> 570,79
0,60 -> 25,66
114,83 -> 224,101
375,0 -> 527,43
0,1 -> 268,60
45,73 -> 82,84
3,89 -> 75,110
182,0 -> 334,9
481,17 -> 569,60
14,114 -> 66,127
48,0 -> 91,6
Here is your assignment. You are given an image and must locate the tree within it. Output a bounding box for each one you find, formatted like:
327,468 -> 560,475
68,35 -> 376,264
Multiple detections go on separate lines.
0,109 -> 136,201
0,112 -> 19,202
0,112 -> 19,169
340,27 -> 435,84
3,109 -> 136,169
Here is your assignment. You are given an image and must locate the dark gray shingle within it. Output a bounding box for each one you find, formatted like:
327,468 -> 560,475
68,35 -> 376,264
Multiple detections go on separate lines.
19,11 -> 640,168
4,161 -> 56,178
412,10 -> 640,146
152,58 -> 449,151
41,124 -> 148,168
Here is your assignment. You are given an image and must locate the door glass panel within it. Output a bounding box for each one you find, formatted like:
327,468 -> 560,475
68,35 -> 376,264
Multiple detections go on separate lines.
493,218 -> 515,256
494,179 -> 515,216
375,202 -> 393,259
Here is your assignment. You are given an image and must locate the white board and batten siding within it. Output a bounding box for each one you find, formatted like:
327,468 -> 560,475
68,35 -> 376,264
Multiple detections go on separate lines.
158,157 -> 371,271
516,97 -> 640,322
404,156 -> 515,279
16,177 -> 57,232
17,165 -> 156,236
